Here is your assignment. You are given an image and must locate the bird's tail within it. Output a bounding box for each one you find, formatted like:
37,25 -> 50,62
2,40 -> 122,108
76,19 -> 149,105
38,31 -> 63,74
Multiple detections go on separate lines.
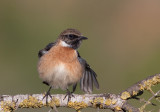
80,67 -> 99,93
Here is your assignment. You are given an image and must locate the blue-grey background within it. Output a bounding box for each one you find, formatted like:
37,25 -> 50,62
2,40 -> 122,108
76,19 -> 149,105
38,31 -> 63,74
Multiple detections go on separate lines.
0,0 -> 160,111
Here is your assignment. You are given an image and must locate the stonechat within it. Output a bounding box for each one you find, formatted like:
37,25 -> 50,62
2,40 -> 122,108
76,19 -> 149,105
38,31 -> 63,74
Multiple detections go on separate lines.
38,28 -> 99,102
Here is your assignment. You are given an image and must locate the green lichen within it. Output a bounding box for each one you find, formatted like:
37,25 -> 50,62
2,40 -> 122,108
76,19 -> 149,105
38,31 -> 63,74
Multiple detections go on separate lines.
48,97 -> 60,107
19,96 -> 43,108
0,101 -> 16,112
140,75 -> 160,91
91,97 -> 104,109
68,101 -> 88,111
111,99 -> 117,105
121,91 -> 131,100
114,106 -> 122,111
105,99 -> 111,106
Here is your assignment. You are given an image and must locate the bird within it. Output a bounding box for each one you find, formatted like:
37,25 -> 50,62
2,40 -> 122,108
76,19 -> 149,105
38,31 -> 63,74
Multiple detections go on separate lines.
37,28 -> 99,102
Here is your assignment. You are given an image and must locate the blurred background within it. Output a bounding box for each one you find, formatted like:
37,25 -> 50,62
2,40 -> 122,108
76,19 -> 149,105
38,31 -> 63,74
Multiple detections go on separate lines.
0,0 -> 160,111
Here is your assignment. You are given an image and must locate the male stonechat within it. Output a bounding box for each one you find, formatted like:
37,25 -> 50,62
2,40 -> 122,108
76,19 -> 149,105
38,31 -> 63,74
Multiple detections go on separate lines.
38,28 -> 99,102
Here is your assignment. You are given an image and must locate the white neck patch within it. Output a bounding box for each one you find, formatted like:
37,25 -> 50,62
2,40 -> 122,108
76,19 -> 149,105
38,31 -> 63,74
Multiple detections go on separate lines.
60,41 -> 71,47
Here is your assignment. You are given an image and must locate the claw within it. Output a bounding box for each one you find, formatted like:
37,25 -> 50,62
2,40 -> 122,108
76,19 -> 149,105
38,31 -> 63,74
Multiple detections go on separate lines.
43,87 -> 52,104
63,89 -> 74,102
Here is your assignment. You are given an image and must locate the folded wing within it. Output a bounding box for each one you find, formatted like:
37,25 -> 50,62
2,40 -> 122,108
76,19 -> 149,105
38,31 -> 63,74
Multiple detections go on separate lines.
38,42 -> 56,58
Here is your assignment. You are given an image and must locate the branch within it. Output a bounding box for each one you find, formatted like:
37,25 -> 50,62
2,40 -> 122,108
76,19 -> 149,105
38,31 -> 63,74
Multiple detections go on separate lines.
120,73 -> 160,99
0,93 -> 130,112
0,74 -> 159,112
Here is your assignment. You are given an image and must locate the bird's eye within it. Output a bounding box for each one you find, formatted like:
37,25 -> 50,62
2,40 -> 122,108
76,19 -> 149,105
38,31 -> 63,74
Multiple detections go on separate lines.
68,34 -> 75,39
69,34 -> 73,38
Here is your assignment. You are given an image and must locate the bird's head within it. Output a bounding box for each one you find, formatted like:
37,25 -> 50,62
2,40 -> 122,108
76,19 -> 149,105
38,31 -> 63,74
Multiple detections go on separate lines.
58,28 -> 88,49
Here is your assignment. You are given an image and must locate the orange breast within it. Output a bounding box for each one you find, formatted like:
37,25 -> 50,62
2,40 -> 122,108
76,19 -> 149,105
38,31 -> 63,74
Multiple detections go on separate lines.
38,45 -> 83,88
52,45 -> 83,79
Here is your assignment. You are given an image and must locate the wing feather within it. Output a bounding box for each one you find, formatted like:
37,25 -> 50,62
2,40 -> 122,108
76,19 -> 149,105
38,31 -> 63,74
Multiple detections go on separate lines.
38,42 -> 56,58
78,51 -> 99,93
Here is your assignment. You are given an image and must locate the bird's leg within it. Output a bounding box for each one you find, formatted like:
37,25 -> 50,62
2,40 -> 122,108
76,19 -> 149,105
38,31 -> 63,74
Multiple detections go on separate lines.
43,86 -> 52,104
72,83 -> 77,93
63,89 -> 74,102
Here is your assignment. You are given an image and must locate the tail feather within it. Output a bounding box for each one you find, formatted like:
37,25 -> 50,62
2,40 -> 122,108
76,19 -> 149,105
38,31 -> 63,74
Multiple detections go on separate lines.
80,73 -> 85,91
78,53 -> 99,93
91,69 -> 99,89
83,71 -> 88,92
80,68 -> 99,93
88,70 -> 93,93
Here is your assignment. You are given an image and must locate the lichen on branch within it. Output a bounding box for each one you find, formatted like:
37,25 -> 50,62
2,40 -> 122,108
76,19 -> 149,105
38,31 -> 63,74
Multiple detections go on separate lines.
0,74 -> 159,112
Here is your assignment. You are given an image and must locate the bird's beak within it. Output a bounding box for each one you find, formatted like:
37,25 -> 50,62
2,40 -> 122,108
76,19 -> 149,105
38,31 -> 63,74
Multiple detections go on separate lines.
79,36 -> 88,40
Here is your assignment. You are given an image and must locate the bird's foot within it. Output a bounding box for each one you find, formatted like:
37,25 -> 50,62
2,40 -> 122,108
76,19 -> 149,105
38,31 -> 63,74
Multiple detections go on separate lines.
63,89 -> 74,102
43,87 -> 52,104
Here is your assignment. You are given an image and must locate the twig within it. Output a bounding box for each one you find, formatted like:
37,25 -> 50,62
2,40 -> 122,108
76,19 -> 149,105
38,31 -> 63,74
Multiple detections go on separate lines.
140,90 -> 160,111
